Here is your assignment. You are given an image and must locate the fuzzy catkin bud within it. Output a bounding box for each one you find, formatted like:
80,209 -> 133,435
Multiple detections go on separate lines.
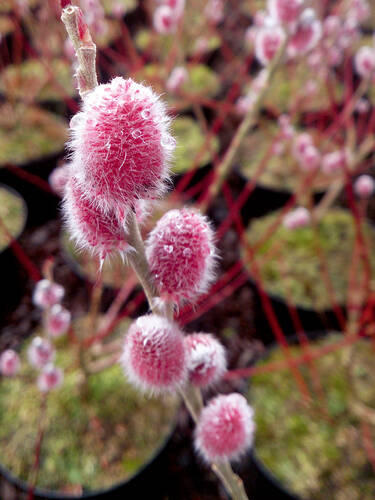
283,207 -> 311,230
63,176 -> 128,259
184,333 -> 226,388
255,26 -> 285,65
49,164 -> 69,197
45,304 -> 71,338
69,77 -> 175,217
121,315 -> 187,394
33,280 -> 64,310
27,337 -> 55,369
153,5 -> 178,34
146,208 -> 216,304
267,0 -> 302,24
195,393 -> 255,463
37,363 -> 63,392
355,46 -> 375,78
166,66 -> 189,93
0,350 -> 20,376
354,175 -> 375,198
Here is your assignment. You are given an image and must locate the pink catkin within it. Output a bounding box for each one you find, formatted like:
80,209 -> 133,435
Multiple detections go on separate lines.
33,279 -> 64,310
121,315 -> 187,394
49,164 -> 70,197
63,176 -> 128,259
0,350 -> 21,376
184,333 -> 226,388
37,363 -> 63,392
255,26 -> 285,65
268,0 -> 302,24
69,77 -> 175,218
195,393 -> 255,463
283,207 -> 311,230
27,337 -> 55,369
354,175 -> 375,198
146,208 -> 216,304
45,304 -> 71,338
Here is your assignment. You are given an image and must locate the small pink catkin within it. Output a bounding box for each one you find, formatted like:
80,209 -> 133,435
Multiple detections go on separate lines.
321,150 -> 347,175
166,66 -> 189,93
298,145 -> 321,172
287,9 -> 322,57
255,26 -> 285,65
184,333 -> 226,388
267,0 -> 302,24
27,337 -> 55,369
283,207 -> 311,230
0,350 -> 21,376
146,208 -> 216,304
69,77 -> 175,217
37,363 -> 63,392
49,164 -> 70,197
153,5 -> 178,34
63,176 -> 127,259
355,46 -> 375,78
121,314 -> 187,394
45,304 -> 71,338
195,393 -> 255,463
354,175 -> 375,198
33,279 -> 65,310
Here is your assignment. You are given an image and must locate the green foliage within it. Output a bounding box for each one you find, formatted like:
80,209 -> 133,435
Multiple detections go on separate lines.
0,186 -> 26,251
0,335 -> 178,493
244,209 -> 375,309
172,116 -> 219,174
0,59 -> 76,102
101,0 -> 138,15
0,105 -> 68,166
237,121 -> 339,192
249,334 -> 375,500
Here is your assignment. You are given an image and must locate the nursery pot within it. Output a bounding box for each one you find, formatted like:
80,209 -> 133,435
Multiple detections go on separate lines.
0,419 -> 178,500
0,184 -> 28,318
0,152 -> 63,227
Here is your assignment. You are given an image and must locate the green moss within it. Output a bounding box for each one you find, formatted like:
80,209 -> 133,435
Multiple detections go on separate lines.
0,104 -> 68,166
249,334 -> 375,500
172,116 -> 219,174
237,121 -> 339,192
101,0 -> 138,15
0,59 -> 76,102
133,63 -> 221,111
0,186 -> 26,251
262,63 -> 344,114
0,332 -> 178,493
244,209 -> 375,310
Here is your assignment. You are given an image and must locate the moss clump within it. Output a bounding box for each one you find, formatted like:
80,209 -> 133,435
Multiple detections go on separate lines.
249,333 -> 375,500
0,333 -> 178,493
244,209 -> 375,310
0,104 -> 68,166
237,121 -> 339,193
102,0 -> 138,15
0,186 -> 26,251
0,59 -> 76,102
133,63 -> 221,111
262,63 -> 343,114
172,116 -> 219,174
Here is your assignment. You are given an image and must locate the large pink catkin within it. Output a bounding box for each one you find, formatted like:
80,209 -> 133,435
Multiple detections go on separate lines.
146,208 -> 216,304
184,333 -> 226,388
69,77 -> 175,217
195,393 -> 255,463
63,176 -> 128,258
121,314 -> 187,394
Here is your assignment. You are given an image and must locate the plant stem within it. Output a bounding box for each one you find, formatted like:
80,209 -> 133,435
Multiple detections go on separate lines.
128,211 -> 250,500
61,5 -> 98,98
200,39 -> 287,212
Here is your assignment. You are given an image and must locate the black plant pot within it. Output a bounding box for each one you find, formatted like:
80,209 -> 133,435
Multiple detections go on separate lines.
0,151 -> 64,227
0,416 -> 178,500
0,184 -> 28,319
247,278 -> 343,345
229,170 -> 325,227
